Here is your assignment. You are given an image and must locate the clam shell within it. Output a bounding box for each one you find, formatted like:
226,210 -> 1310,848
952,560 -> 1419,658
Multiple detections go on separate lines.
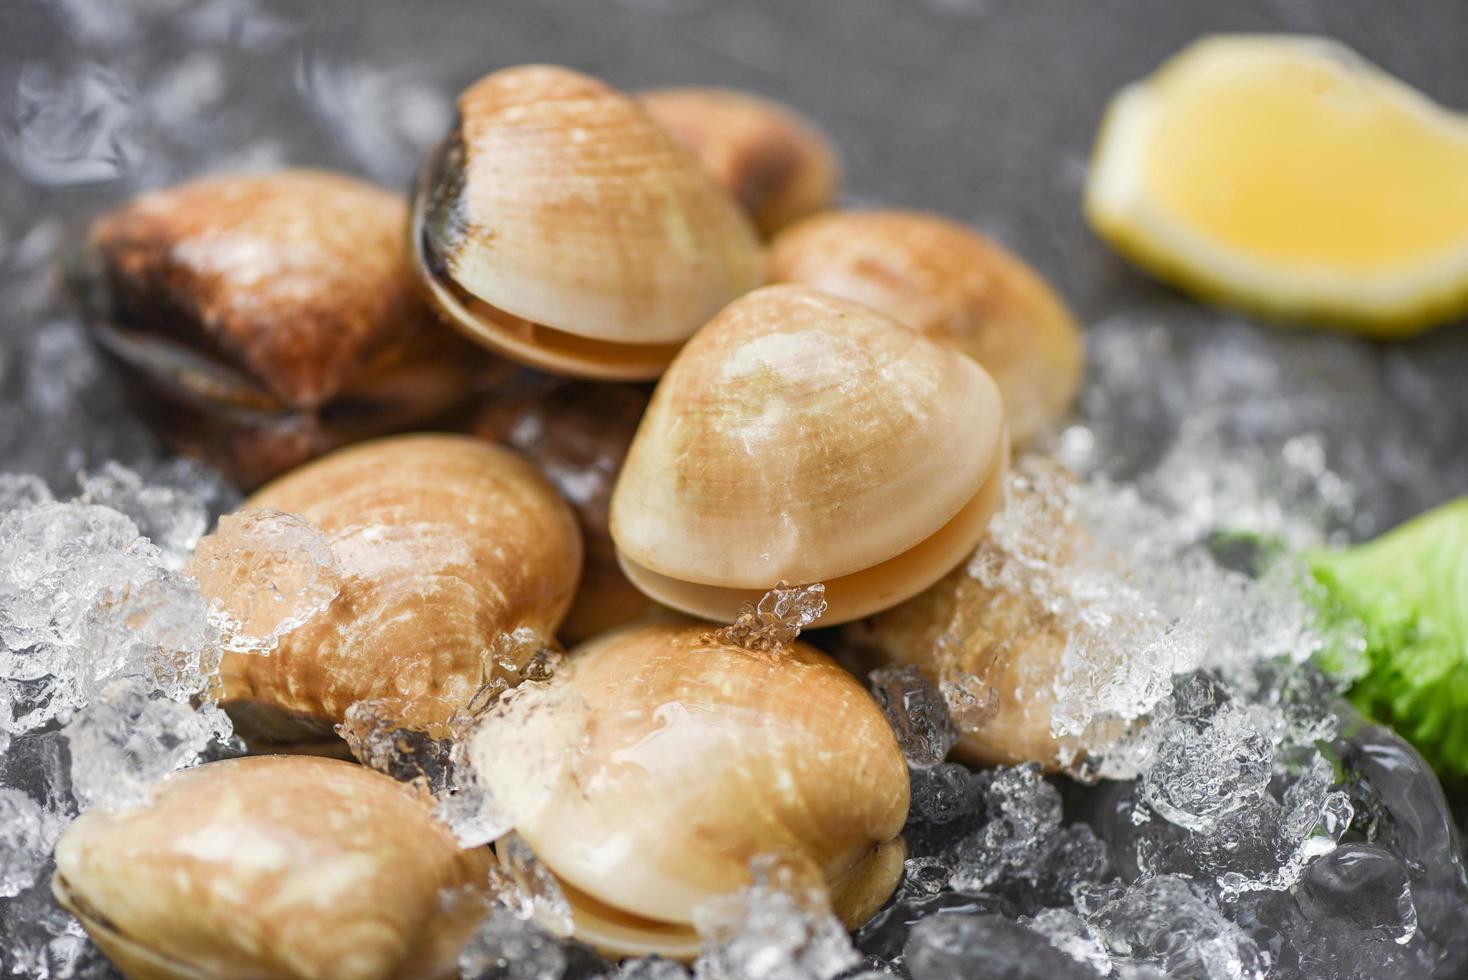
473,377 -> 657,642
640,87 -> 839,237
416,65 -> 765,380
210,434 -> 582,744
52,756 -> 490,980
769,210 -> 1083,447
83,169 -> 460,411
852,558 -> 1079,769
471,622 -> 909,958
610,284 -> 1008,624
73,169 -> 489,488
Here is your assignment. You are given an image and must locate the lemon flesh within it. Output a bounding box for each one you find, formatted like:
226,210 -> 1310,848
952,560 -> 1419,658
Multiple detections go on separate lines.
1086,35 -> 1468,337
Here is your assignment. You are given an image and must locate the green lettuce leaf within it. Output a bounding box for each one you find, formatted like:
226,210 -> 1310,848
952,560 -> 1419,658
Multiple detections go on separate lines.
1309,497 -> 1468,781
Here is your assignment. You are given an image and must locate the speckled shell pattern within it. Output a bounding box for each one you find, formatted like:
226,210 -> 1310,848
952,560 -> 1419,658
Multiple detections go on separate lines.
216,434 -> 583,738
52,756 -> 491,980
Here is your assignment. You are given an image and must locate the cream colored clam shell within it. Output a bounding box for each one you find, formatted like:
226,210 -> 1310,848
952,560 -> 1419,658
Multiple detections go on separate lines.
52,756 -> 490,980
471,623 -> 910,958
209,434 -> 582,743
609,284 -> 1008,624
420,65 -> 764,379
639,87 -> 839,238
769,210 -> 1083,448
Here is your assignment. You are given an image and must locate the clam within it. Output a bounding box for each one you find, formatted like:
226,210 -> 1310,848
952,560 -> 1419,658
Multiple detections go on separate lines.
203,433 -> 582,749
473,376 -> 657,643
52,755 -> 491,980
640,87 -> 839,238
850,559 -> 1076,769
71,169 -> 490,489
412,65 -> 765,381
609,284 -> 1009,625
768,210 -> 1084,447
471,622 -> 910,959
848,463 -> 1095,770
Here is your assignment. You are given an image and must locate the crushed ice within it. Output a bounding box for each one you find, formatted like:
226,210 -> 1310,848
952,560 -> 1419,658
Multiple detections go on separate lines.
712,582 -> 828,653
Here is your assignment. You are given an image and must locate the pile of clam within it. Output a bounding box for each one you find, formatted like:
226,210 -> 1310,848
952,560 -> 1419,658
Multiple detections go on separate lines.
59,64 -> 1084,978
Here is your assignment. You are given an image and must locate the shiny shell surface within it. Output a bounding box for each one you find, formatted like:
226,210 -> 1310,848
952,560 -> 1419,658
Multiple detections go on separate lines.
419,65 -> 764,376
471,622 -> 909,957
52,756 -> 490,980
610,284 -> 1007,624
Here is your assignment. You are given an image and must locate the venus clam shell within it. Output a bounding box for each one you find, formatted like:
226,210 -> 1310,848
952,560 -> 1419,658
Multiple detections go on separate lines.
206,434 -> 582,747
852,558 -> 1078,769
52,756 -> 490,980
610,284 -> 1008,625
640,87 -> 839,237
769,209 -> 1083,447
471,622 -> 910,959
75,170 -> 485,487
414,65 -> 765,380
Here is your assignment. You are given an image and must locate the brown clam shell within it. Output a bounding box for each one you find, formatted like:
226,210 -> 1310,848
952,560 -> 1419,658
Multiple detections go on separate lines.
75,169 -> 491,488
640,87 -> 840,237
769,209 -> 1084,447
208,434 -> 582,746
52,756 -> 490,980
472,622 -> 910,959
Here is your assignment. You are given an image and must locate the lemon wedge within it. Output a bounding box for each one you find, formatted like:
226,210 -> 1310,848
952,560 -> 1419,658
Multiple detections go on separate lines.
1086,35 -> 1468,337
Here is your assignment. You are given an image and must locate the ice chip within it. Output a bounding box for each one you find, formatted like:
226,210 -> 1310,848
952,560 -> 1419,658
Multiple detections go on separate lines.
437,738 -> 516,849
1140,695 -> 1274,833
459,903 -> 569,980
692,854 -> 859,980
495,831 -> 575,938
904,913 -> 1102,980
1297,843 -> 1419,946
490,627 -> 565,687
78,461 -> 208,570
612,957 -> 690,980
712,582 -> 827,653
1021,907 -> 1112,975
0,497 -> 220,737
62,676 -> 227,811
907,762 -> 986,828
1082,875 -> 1267,980
0,473 -> 53,512
869,665 -> 958,768
339,698 -> 456,794
187,507 -> 342,653
338,698 -> 514,848
946,764 -> 1063,895
0,788 -> 53,898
